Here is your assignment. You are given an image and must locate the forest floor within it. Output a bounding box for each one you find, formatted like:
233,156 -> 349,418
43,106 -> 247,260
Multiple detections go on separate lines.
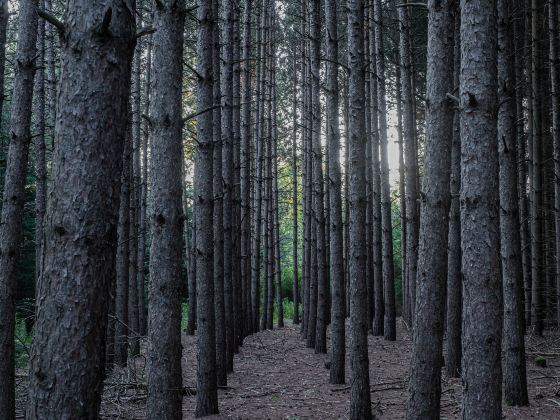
15,318 -> 560,419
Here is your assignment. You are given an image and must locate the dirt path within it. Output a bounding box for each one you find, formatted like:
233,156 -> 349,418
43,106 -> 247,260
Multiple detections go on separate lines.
95,319 -> 560,419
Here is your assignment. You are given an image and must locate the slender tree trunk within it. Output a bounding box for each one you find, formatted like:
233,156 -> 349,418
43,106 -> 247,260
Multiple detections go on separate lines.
222,0 -> 235,372
445,5 -> 462,379
195,0 -> 218,414
347,0 -> 372,417
460,0 -> 502,418
0,1 -> 38,415
0,0 -> 8,141
551,0 -> 560,329
240,0 -> 252,337
114,134 -> 131,368
373,0 -> 396,341
530,0 -> 544,337
368,6 -> 384,337
498,0 -> 529,406
212,0 -> 226,386
399,0 -> 419,326
326,0 -> 345,385
272,70 -> 283,328
405,1 -> 455,418
146,2 -> 185,418
34,2 -> 46,292
291,56 -> 300,325
26,2 -> 135,417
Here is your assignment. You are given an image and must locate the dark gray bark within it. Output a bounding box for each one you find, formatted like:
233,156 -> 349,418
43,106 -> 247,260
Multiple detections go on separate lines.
373,0 -> 396,341
291,56 -> 300,325
221,0 -> 235,371
459,0 -> 502,418
368,7 -> 384,337
212,0 -> 226,386
309,0 -> 327,355
0,0 -> 8,139
0,1 -> 38,416
146,2 -> 185,418
405,1 -> 455,418
115,133 -> 131,368
326,0 -> 345,385
399,0 -> 419,326
445,5 -> 462,379
347,0 -> 372,417
240,0 -> 252,336
498,0 -> 529,406
26,2 -> 135,417
195,0 -> 218,414
552,0 -> 560,329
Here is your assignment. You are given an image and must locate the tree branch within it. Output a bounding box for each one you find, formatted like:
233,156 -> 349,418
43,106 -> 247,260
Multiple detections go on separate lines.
182,105 -> 220,123
37,8 -> 65,34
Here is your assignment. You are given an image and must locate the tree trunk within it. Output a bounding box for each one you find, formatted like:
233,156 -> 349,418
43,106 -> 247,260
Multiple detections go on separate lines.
221,0 -> 235,372
399,0 -> 419,326
146,2 -> 185,418
291,56 -> 300,325
347,0 -> 372,417
0,1 -> 37,415
373,0 -> 396,341
445,5 -> 462,379
195,0 -> 218,414
459,0 -> 502,418
405,1 -> 455,418
0,0 -> 7,141
499,0 -> 529,406
26,2 -> 135,417
326,0 -> 345,385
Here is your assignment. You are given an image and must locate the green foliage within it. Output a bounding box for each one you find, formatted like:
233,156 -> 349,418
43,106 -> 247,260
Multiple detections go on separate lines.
534,355 -> 547,367
15,299 -> 34,368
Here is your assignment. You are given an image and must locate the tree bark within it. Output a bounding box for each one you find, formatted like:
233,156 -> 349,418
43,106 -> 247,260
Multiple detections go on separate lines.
498,0 -> 529,406
0,0 -> 37,416
291,55 -> 300,325
195,0 -> 218,415
459,0 -> 502,418
347,0 -> 372,417
326,0 -> 345,385
405,1 -> 455,418
26,2 -> 135,417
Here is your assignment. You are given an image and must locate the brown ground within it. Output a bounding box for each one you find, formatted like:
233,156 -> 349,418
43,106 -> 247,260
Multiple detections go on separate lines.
16,319 -> 560,419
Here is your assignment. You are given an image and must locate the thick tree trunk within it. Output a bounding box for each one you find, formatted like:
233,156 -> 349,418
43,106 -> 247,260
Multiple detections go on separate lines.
347,0 -> 372,417
459,0 -> 502,418
405,1 -> 455,418
0,1 -> 37,416
195,0 -> 218,415
0,0 -> 8,140
26,2 -> 135,417
326,0 -> 345,385
146,2 -> 185,418
498,0 -> 529,406
445,6 -> 462,379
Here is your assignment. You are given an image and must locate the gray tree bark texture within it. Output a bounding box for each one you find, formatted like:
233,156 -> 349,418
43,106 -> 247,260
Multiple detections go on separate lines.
0,0 -> 38,416
326,0 -> 345,385
406,1 -> 455,419
368,7 -> 384,337
373,0 -> 396,341
398,0 -> 419,326
0,0 -> 8,138
26,2 -> 135,417
347,0 -> 372,418
459,0 -> 502,418
291,56 -> 300,325
309,0 -> 328,355
195,0 -> 218,415
146,1 -> 185,418
212,0 -> 226,387
221,0 -> 235,372
445,5 -> 462,379
498,0 -> 529,406
551,0 -> 560,329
